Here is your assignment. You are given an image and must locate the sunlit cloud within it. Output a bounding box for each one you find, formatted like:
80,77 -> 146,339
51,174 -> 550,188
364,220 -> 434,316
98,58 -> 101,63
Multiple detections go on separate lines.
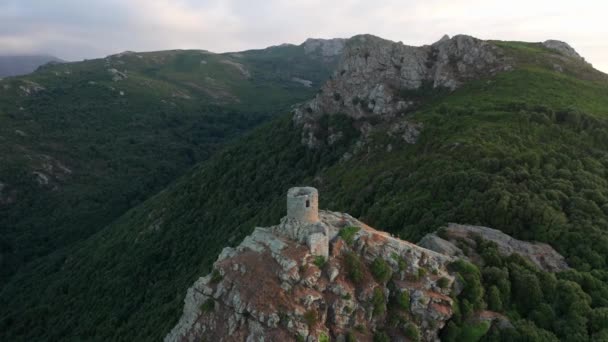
0,0 -> 605,72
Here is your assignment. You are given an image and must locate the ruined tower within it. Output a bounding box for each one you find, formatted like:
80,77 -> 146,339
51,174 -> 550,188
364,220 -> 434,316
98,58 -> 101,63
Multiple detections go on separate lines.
287,187 -> 319,223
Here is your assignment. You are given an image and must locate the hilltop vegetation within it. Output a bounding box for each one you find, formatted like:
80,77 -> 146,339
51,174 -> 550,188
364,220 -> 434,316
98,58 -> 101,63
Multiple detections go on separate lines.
0,44 -> 338,284
2,38 -> 608,341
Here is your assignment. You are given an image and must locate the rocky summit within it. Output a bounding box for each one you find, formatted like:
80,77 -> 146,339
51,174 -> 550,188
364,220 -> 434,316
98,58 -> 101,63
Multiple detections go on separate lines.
293,34 -> 513,148
166,188 -> 457,342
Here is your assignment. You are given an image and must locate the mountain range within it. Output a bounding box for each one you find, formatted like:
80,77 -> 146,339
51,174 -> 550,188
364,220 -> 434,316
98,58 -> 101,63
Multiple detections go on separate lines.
2,34 -> 608,341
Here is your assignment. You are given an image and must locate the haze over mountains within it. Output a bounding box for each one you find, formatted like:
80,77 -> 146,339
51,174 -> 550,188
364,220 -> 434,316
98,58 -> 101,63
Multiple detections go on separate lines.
1,33 -> 608,342
0,55 -> 64,77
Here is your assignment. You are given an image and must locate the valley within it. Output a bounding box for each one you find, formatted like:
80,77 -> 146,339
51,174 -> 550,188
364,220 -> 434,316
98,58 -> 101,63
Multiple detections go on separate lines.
2,34 -> 608,341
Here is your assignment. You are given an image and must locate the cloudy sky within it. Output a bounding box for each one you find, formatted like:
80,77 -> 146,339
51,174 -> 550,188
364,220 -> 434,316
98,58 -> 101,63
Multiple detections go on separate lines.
1,0 -> 606,72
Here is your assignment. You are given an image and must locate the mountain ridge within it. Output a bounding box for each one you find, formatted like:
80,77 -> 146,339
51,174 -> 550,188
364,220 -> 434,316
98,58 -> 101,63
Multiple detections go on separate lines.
2,33 -> 608,341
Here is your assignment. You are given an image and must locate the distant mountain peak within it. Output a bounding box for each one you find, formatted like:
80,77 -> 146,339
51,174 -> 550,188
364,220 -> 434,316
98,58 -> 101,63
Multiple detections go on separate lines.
0,55 -> 64,77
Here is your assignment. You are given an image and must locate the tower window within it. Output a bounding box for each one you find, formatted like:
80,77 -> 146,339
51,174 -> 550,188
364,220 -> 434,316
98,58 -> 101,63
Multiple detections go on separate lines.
306,200 -> 310,208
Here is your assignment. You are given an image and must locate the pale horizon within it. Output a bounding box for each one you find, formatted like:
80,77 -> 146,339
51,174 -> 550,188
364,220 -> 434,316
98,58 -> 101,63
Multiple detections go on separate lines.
1,0 -> 606,73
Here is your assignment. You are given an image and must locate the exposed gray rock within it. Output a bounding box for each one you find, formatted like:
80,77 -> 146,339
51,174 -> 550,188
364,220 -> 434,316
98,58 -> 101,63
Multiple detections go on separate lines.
33,171 -> 50,185
293,34 -> 512,149
388,120 -> 423,144
543,40 -> 585,62
303,38 -> 346,58
292,77 -> 313,87
18,80 -> 45,95
419,223 -> 569,272
107,68 -> 127,81
167,207 -> 456,342
418,233 -> 465,258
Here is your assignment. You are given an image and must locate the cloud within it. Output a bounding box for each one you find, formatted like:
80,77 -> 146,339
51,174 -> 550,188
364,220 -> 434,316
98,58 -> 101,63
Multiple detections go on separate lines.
0,0 -> 605,72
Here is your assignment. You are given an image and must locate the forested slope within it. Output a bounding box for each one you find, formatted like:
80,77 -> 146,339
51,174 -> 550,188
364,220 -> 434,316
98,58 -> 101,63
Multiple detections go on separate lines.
0,43 -> 339,284
2,38 -> 608,341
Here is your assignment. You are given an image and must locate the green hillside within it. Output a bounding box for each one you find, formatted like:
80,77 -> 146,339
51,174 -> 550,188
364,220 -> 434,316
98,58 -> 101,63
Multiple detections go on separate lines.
0,45 -> 338,284
3,41 -> 608,341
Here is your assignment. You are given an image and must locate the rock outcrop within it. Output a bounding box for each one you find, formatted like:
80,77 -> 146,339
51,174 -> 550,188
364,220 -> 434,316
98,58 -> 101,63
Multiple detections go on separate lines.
293,34 -> 513,149
418,223 -> 569,272
18,80 -> 45,95
542,40 -> 585,62
166,208 -> 456,342
303,38 -> 347,59
107,68 -> 127,81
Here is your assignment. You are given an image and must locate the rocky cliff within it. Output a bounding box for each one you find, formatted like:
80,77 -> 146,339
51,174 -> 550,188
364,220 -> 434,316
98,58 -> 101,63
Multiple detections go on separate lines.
419,223 -> 569,273
166,209 -> 457,342
293,34 -> 513,148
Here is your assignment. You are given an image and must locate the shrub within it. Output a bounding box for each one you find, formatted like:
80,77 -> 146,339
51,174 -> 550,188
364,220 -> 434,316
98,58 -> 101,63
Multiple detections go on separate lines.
371,257 -> 393,283
449,260 -> 484,311
403,323 -> 421,342
339,226 -> 360,245
346,331 -> 357,342
487,285 -> 503,311
313,256 -> 327,268
304,310 -> 317,328
210,269 -> 222,283
278,312 -> 290,327
200,298 -> 215,313
344,252 -> 364,283
391,253 -> 407,272
417,268 -> 427,278
373,331 -> 390,342
396,290 -> 410,310
319,332 -> 329,342
372,287 -> 386,316
437,277 -> 450,289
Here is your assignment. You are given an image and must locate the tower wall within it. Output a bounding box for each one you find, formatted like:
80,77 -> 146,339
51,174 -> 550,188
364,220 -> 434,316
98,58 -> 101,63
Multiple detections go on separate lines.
287,187 -> 319,223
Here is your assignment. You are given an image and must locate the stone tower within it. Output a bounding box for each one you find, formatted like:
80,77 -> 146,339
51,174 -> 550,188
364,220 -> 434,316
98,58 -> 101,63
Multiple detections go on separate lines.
287,187 -> 319,223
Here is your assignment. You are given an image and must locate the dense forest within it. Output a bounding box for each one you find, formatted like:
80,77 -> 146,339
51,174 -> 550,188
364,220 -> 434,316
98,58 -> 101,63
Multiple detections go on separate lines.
0,44 -> 338,285
2,41 -> 608,341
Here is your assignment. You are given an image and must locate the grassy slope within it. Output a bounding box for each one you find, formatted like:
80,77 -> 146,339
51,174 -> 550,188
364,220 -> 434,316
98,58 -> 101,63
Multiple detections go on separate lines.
0,45 -> 336,284
2,42 -> 608,341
